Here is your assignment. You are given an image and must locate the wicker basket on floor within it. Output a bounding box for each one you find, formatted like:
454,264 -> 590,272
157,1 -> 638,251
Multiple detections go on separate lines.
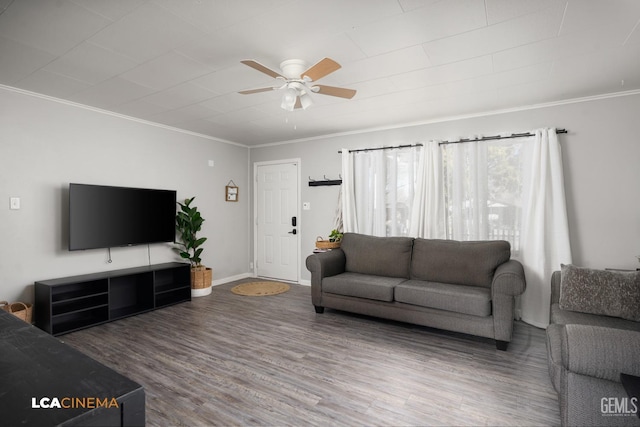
0,300 -> 33,324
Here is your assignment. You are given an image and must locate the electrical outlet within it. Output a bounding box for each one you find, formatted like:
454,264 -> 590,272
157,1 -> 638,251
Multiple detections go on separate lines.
10,197 -> 20,210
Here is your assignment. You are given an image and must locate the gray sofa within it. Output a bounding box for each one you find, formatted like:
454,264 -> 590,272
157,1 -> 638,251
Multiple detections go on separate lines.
546,266 -> 640,426
306,232 -> 526,350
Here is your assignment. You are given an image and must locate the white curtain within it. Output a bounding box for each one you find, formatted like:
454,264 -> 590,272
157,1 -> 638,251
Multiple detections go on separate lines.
518,128 -> 572,327
342,149 -> 386,235
332,186 -> 343,232
409,141 -> 445,239
444,141 -> 490,241
341,146 -> 421,237
341,149 -> 358,233
441,128 -> 572,327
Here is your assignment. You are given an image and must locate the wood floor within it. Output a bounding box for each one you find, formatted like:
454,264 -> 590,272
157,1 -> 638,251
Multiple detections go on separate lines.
61,278 -> 561,426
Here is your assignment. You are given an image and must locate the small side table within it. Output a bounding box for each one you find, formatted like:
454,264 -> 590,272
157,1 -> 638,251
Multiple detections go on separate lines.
620,373 -> 640,419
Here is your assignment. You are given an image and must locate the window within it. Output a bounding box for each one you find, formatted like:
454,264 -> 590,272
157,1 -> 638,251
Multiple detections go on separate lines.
343,147 -> 420,237
442,139 -> 524,253
384,149 -> 418,236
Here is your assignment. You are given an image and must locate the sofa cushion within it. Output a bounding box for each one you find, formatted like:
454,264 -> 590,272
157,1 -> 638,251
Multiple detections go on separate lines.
410,239 -> 511,288
322,272 -> 405,302
394,280 -> 491,316
341,233 -> 413,279
559,264 -> 640,322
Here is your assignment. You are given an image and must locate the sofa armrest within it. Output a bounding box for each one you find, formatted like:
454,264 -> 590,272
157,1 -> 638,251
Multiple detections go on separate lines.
306,250 -> 346,307
561,324 -> 640,382
306,250 -> 346,281
491,259 -> 526,296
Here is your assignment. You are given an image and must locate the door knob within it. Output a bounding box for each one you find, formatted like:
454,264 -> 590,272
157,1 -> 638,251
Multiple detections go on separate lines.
288,229 -> 297,235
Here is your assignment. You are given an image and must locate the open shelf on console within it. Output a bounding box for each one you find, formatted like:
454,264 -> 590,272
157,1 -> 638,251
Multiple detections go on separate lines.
109,272 -> 154,320
51,279 -> 108,303
155,268 -> 189,291
52,306 -> 109,335
156,287 -> 191,308
52,293 -> 108,316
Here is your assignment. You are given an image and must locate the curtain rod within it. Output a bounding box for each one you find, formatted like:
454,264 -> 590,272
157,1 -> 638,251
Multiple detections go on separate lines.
438,128 -> 568,145
338,129 -> 568,153
338,143 -> 423,154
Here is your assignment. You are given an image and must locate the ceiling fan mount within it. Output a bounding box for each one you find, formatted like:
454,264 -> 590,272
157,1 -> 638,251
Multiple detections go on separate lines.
239,57 -> 356,111
279,59 -> 308,79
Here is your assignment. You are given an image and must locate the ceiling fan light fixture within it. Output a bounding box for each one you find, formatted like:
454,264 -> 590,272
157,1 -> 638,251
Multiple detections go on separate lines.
281,87 -> 297,111
299,91 -> 313,110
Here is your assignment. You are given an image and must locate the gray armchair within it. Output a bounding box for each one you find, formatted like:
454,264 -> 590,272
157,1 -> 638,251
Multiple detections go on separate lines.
546,268 -> 640,426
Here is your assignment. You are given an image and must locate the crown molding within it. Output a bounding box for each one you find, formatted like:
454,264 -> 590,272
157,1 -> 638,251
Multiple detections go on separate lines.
0,84 -> 249,148
250,89 -> 640,149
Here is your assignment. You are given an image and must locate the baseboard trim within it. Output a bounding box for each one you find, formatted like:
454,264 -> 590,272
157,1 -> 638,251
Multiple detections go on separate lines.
212,273 -> 253,287
211,273 -> 310,287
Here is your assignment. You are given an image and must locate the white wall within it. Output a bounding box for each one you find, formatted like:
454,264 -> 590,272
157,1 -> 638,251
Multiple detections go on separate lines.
250,92 -> 640,283
0,87 -> 250,303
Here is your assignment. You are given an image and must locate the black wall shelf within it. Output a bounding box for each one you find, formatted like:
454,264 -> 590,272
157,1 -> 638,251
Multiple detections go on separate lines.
35,262 -> 191,336
309,179 -> 342,186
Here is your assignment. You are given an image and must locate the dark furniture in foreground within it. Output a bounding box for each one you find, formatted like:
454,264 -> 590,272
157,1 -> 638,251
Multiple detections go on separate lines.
0,310 -> 145,426
621,373 -> 640,419
546,266 -> 640,426
35,262 -> 190,335
306,233 -> 526,350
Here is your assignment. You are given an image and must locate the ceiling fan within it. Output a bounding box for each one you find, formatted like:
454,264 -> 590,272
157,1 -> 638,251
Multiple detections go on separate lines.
238,58 -> 356,111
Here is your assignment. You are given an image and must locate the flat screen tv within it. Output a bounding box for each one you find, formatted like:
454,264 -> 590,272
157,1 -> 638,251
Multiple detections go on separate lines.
69,183 -> 177,251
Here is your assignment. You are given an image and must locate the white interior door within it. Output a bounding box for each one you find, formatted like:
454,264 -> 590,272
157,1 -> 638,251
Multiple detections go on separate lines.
256,162 -> 299,282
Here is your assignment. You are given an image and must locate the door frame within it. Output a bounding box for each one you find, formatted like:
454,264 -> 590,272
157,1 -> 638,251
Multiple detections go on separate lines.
253,158 -> 302,283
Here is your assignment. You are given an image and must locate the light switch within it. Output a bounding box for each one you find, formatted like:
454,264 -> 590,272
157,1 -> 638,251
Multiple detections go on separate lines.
303,202 -> 311,210
10,197 -> 20,210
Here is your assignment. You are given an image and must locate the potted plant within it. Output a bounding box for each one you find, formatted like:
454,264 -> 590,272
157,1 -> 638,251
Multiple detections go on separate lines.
328,229 -> 343,243
315,229 -> 343,250
175,196 -> 212,297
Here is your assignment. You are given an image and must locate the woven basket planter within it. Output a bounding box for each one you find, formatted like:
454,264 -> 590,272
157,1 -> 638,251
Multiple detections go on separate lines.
315,236 -> 341,250
191,266 -> 212,297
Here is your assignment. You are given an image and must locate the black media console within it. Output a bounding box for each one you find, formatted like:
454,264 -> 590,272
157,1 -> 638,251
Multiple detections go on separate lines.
35,262 -> 191,336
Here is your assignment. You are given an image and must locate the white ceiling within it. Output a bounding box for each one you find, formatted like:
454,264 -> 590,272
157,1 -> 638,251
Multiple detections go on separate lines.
1,0 -> 639,146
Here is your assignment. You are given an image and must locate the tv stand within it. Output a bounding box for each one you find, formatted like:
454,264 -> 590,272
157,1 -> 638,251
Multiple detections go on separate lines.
35,262 -> 190,336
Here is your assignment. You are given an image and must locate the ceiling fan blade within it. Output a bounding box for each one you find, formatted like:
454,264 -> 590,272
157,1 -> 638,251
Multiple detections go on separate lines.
238,87 -> 276,95
301,57 -> 341,81
240,59 -> 284,79
313,84 -> 357,99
